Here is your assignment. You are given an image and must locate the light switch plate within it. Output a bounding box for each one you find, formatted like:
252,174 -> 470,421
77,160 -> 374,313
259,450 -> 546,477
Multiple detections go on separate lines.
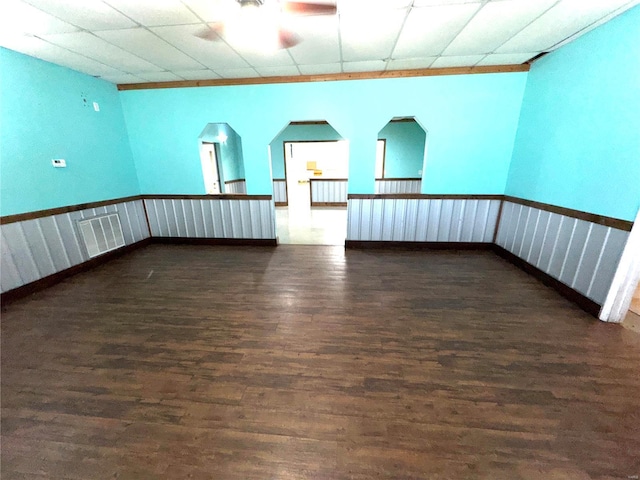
52,159 -> 66,168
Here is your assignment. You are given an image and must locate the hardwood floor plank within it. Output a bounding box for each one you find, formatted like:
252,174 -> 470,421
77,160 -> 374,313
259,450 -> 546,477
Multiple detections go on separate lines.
2,244 -> 640,479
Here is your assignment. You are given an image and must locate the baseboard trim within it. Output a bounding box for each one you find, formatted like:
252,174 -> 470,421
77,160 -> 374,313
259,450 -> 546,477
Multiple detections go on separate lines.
1,238 -> 152,306
345,240 -> 493,250
492,245 -> 600,318
151,237 -> 277,246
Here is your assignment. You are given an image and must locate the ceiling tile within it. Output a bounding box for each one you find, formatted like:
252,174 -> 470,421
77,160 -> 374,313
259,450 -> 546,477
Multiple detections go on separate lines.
337,0 -> 412,13
0,0 -> 79,36
256,65 -> 300,77
386,57 -> 436,70
0,34 -> 125,76
443,0 -> 557,56
136,71 -> 184,82
151,24 -> 250,69
431,54 -> 484,68
340,8 -> 407,62
236,47 -> 295,68
99,73 -> 146,84
172,69 -> 221,80
214,67 -> 260,78
413,0 -> 482,5
103,0 -> 201,26
342,60 -> 387,72
180,0 -> 240,22
287,15 -> 340,65
297,63 -> 342,75
23,0 -> 136,30
476,52 -> 537,66
43,31 -> 164,72
96,28 -> 204,70
497,0 -> 636,53
393,3 -> 481,58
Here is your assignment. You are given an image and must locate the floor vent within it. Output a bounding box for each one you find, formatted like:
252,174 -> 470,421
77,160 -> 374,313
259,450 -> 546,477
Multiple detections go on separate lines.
78,214 -> 125,258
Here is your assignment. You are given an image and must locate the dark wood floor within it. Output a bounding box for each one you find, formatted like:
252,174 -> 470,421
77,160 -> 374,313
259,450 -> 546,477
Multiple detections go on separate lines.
2,245 -> 640,479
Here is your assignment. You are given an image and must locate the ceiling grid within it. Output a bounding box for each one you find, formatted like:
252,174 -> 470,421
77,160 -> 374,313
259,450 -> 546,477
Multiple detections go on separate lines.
0,0 -> 637,85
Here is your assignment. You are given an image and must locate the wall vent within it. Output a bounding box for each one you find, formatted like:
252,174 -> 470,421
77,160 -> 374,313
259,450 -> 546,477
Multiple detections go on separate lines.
78,214 -> 125,258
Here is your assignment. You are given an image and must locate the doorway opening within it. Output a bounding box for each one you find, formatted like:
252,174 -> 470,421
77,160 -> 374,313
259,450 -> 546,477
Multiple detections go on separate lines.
376,117 -> 427,194
198,123 -> 246,194
269,121 -> 349,245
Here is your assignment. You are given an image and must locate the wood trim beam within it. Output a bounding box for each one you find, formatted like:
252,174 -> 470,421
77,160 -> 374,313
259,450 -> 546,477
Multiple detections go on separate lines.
117,64 -> 530,91
0,195 -> 143,225
348,194 -> 503,200
310,178 -> 348,182
503,196 -> 633,231
311,202 -> 348,207
141,194 -> 272,201
375,177 -> 422,181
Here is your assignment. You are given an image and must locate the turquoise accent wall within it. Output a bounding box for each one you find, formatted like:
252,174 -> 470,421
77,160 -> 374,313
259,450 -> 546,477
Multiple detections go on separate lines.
0,48 -> 139,216
119,72 -> 526,195
269,123 -> 343,179
378,121 -> 426,178
506,6 -> 640,222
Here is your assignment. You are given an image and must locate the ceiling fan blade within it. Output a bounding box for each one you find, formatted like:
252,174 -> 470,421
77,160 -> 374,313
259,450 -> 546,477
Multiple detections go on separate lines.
282,1 -> 337,15
195,23 -> 225,42
278,28 -> 301,49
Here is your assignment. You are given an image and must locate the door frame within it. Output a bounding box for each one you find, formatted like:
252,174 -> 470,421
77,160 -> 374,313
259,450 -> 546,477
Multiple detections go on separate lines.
200,141 -> 223,194
600,206 -> 640,322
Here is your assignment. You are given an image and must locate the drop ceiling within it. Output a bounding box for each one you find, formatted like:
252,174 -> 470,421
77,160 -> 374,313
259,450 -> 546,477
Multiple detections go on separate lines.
0,0 -> 637,86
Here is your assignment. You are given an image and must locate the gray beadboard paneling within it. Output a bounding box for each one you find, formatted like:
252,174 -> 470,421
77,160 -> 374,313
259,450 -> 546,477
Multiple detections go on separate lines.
1,229 -> 24,292
495,201 -> 629,305
346,198 -> 500,244
225,180 -> 247,194
143,197 -> 275,240
1,199 -> 149,293
273,180 -> 287,204
572,223 -> 608,295
375,179 -> 421,194
587,228 -> 629,304
310,179 -> 348,204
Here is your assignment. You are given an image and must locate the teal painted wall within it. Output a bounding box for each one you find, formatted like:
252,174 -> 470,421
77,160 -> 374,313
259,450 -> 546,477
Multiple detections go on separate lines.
0,48 -> 139,216
269,123 -> 343,179
119,72 -> 526,195
378,121 -> 426,178
506,6 -> 640,222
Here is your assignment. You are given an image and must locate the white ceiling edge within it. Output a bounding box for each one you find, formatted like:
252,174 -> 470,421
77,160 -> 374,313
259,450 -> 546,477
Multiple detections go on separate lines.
545,0 -> 640,52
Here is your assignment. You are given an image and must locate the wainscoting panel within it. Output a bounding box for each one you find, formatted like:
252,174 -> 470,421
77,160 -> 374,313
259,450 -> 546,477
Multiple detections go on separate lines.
495,201 -> 629,305
224,180 -> 247,194
347,197 -> 500,243
310,179 -> 348,206
143,197 -> 275,239
375,179 -> 421,194
273,179 -> 287,205
0,199 -> 149,293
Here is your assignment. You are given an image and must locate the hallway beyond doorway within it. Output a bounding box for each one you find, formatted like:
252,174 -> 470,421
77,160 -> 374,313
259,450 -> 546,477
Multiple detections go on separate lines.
276,206 -> 346,245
